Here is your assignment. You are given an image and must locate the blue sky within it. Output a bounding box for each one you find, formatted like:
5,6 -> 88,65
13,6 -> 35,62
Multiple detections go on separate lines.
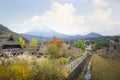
0,0 -> 120,35
0,0 -> 50,25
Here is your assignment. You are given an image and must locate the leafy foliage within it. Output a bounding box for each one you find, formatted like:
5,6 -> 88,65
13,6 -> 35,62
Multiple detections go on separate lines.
30,38 -> 38,46
44,37 -> 64,59
18,36 -> 25,47
58,57 -> 68,65
75,40 -> 85,51
48,36 -> 63,47
92,41 -> 109,51
44,44 -> 63,59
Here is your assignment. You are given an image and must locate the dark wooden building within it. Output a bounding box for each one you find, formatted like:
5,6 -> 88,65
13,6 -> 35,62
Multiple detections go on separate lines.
25,44 -> 46,57
0,35 -> 24,57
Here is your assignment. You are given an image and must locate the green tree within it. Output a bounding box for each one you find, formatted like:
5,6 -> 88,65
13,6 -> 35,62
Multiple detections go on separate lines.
30,38 -> 38,46
93,41 -> 109,51
44,44 -> 63,59
75,40 -> 85,51
18,36 -> 25,47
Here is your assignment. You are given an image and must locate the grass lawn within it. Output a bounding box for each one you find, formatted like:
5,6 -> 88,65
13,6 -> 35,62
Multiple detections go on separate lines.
91,54 -> 120,80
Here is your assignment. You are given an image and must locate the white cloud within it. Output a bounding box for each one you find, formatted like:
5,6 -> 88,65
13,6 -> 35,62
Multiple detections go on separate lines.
16,0 -> 120,35
92,0 -> 108,9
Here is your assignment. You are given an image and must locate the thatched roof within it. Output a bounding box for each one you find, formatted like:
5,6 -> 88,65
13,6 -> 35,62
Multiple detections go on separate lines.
1,41 -> 20,45
0,34 -> 15,42
0,34 -> 22,49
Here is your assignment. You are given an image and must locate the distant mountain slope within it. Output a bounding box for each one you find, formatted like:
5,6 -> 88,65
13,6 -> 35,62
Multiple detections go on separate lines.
0,24 -> 28,42
26,26 -> 71,38
60,33 -> 101,40
0,24 -> 101,41
25,26 -> 101,40
21,32 -> 101,41
85,33 -> 101,38
19,34 -> 49,41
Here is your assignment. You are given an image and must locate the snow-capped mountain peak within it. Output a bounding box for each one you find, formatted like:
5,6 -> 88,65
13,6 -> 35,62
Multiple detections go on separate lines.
25,26 -> 68,37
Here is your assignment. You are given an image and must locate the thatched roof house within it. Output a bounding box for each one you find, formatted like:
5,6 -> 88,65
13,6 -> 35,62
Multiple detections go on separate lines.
0,34 -> 22,49
0,34 -> 24,57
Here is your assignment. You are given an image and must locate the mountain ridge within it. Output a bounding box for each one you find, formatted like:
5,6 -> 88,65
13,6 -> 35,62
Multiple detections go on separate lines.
0,24 -> 102,41
25,26 -> 101,39
26,27 -> 71,38
20,32 -> 102,41
0,24 -> 28,42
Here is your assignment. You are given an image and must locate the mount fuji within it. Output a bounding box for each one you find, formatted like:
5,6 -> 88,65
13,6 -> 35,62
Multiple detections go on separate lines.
25,26 -> 70,38
20,26 -> 101,41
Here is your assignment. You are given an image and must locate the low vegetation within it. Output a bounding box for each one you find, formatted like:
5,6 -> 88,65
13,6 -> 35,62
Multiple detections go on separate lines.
91,54 -> 120,80
0,37 -> 84,80
44,43 -> 63,59
92,41 -> 109,51
0,59 -> 32,80
44,37 -> 83,60
0,55 -> 68,80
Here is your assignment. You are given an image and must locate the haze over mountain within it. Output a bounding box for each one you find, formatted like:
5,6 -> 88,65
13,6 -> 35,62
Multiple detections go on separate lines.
21,26 -> 101,41
26,26 -> 70,38
20,33 -> 49,41
0,24 -> 102,41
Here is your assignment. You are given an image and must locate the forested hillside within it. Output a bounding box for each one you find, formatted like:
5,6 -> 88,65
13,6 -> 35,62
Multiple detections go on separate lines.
0,24 -> 28,42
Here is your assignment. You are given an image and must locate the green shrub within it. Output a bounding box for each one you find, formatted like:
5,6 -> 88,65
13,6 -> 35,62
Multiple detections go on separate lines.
9,61 -> 32,80
58,58 -> 68,65
0,60 -> 32,80
92,41 -> 109,51
32,59 -> 66,80
0,58 -> 68,80
44,44 -> 63,59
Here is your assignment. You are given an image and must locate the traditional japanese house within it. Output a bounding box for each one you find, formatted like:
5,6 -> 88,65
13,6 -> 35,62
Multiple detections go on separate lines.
25,44 -> 45,57
0,34 -> 24,57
